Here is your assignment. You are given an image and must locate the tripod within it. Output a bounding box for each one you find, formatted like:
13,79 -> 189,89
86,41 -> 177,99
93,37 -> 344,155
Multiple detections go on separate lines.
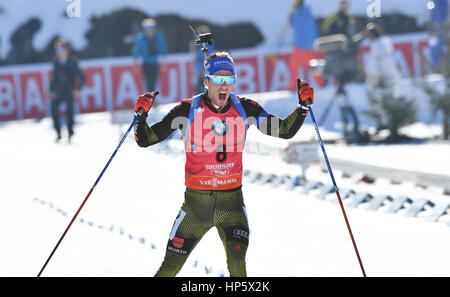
319,82 -> 365,143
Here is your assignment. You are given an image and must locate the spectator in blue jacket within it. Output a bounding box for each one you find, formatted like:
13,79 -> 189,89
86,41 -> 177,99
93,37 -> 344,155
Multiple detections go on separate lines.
283,0 -> 320,89
428,0 -> 448,69
289,0 -> 319,50
132,18 -> 168,92
430,0 -> 448,38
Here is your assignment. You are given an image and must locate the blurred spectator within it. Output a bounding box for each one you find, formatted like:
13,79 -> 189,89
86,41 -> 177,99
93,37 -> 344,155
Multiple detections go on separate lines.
364,22 -> 400,89
429,0 -> 449,39
49,39 -> 85,143
285,0 -> 321,89
289,0 -> 318,50
132,18 -> 168,93
6,18 -> 41,64
428,32 -> 446,68
190,25 -> 215,95
321,0 -> 356,38
427,0 -> 449,73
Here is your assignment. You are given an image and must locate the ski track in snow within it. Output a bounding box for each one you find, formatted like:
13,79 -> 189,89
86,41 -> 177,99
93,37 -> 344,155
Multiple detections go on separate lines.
0,110 -> 449,277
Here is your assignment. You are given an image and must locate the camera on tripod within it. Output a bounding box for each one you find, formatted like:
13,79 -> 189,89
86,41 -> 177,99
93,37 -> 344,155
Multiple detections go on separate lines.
309,34 -> 361,85
308,33 -> 369,144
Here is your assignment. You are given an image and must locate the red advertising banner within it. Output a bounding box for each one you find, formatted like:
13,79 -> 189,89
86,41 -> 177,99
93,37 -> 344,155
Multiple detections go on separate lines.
78,67 -> 107,114
265,53 -> 291,91
19,71 -> 48,119
233,56 -> 260,94
0,74 -> 17,121
0,32 -> 431,122
111,65 -> 144,111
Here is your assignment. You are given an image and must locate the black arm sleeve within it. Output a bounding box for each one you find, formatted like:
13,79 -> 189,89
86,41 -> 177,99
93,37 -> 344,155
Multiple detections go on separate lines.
134,101 -> 190,147
49,62 -> 57,92
74,60 -> 85,89
240,98 -> 308,139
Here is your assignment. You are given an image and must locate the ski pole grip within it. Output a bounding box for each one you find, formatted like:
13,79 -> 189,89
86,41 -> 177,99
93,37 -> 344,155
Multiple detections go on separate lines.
137,91 -> 159,115
306,98 -> 313,106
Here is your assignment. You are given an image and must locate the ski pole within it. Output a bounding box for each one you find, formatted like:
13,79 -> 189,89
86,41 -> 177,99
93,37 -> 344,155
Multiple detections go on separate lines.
308,103 -> 367,277
37,93 -> 156,277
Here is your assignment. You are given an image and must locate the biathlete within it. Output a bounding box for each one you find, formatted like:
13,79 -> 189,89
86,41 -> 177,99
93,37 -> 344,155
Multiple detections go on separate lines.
133,51 -> 314,277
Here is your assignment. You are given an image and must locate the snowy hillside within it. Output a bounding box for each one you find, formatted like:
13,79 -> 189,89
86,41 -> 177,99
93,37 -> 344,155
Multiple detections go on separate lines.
1,103 -> 449,277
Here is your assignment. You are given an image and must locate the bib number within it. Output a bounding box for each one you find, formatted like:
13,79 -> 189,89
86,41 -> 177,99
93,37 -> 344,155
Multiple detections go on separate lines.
216,144 -> 227,163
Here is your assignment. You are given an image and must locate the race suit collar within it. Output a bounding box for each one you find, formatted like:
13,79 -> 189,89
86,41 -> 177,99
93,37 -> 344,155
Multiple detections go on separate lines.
202,92 -> 232,114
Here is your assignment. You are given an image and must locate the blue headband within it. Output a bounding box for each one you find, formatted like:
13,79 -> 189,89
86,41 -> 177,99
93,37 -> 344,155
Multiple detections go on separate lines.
205,56 -> 235,75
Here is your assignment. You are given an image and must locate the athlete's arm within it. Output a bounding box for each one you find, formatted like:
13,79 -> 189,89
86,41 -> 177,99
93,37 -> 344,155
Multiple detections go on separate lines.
242,80 -> 313,139
134,101 -> 190,147
240,98 -> 308,139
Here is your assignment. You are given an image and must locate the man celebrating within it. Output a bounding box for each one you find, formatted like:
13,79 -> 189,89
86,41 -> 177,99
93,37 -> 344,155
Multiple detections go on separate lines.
133,52 -> 314,277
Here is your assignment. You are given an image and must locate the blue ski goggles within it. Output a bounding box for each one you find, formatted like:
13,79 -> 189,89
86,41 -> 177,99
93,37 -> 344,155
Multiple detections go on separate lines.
206,74 -> 236,85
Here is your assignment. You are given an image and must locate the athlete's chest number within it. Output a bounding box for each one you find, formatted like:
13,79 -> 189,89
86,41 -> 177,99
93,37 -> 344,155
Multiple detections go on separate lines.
216,144 -> 227,163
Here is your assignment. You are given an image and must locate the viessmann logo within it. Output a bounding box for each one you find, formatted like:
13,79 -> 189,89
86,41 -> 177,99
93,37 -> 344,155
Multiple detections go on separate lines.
199,178 -> 237,187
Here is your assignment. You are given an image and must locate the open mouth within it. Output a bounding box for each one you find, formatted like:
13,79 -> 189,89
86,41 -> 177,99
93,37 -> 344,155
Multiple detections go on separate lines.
218,92 -> 227,101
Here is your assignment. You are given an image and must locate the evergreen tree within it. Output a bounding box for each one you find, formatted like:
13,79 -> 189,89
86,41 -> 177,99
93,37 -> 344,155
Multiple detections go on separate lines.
365,80 -> 417,142
420,77 -> 450,140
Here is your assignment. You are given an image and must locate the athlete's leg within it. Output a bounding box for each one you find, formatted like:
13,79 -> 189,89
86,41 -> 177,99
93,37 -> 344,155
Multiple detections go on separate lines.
214,189 -> 250,277
154,209 -> 207,277
216,222 -> 249,277
155,189 -> 215,277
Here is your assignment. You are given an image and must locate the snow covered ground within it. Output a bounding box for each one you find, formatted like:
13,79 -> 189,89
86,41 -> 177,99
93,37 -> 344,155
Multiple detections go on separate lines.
0,95 -> 449,277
